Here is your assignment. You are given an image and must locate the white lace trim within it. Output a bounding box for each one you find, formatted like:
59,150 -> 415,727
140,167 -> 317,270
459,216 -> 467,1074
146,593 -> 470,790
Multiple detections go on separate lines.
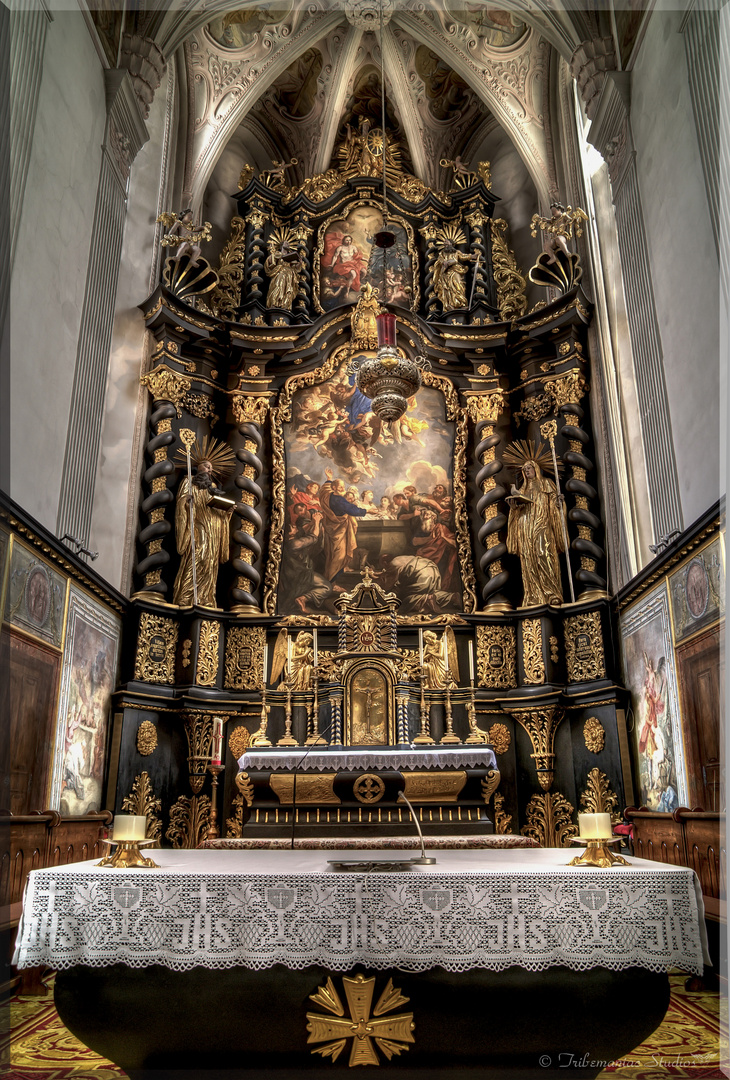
13,851 -> 705,976
238,747 -> 498,772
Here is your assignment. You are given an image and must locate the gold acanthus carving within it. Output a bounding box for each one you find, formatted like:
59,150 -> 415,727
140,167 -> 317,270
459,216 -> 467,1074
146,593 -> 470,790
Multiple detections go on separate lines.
196,621 -> 220,687
521,792 -> 578,848
401,771 -> 467,803
209,216 -> 247,320
521,619 -> 545,684
136,720 -> 158,756
565,611 -> 606,682
228,724 -> 251,761
183,712 -> 214,793
508,705 -> 564,790
583,716 -> 605,753
134,613 -> 177,685
480,768 -> 501,804
270,773 -> 340,805
493,792 -> 512,834
166,794 -> 211,849
580,768 -> 621,823
545,370 -> 588,409
235,771 -> 255,806
140,367 -> 190,415
490,218 -> 528,321
476,625 -> 517,689
453,410 -> 477,613
226,792 -> 247,837
224,625 -> 266,690
465,390 -> 507,424
263,407 -> 286,615
231,394 -> 270,426
121,772 -> 162,845
487,722 -> 511,755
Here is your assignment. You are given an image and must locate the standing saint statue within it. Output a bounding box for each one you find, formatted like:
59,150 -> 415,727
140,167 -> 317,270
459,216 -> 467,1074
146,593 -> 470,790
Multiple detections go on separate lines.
172,436 -> 236,608
265,233 -> 304,309
432,229 -> 477,311
504,440 -> 567,608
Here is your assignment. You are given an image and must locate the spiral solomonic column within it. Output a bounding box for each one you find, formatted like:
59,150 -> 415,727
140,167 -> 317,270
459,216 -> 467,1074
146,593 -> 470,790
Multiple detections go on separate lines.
135,369 -> 189,601
230,395 -> 267,612
553,374 -> 608,600
243,206 -> 268,311
465,209 -> 490,309
469,391 -> 511,611
420,216 -> 440,320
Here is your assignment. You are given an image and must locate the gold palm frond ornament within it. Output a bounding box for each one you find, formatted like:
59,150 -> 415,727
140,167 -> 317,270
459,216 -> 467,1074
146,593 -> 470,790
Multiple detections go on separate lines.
173,434 -> 236,479
502,439 -> 561,476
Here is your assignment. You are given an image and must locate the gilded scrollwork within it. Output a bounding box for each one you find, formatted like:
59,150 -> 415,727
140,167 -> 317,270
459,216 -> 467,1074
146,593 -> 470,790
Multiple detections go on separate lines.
140,366 -> 189,416
208,215 -> 247,320
183,712 -> 214,793
476,625 -> 517,689
453,410 -> 477,614
487,722 -> 511,755
521,792 -> 578,848
228,725 -> 251,761
136,720 -> 158,756
195,621 -> 221,687
121,772 -> 162,845
224,625 -> 266,690
580,767 -> 621,823
263,406 -> 287,615
134,613 -> 178,685
464,390 -> 507,425
226,792 -> 247,838
565,611 -> 606,682
583,716 -> 605,753
545,370 -> 588,410
490,218 -> 527,321
480,768 -> 501,804
521,619 -> 545,684
166,794 -> 211,849
235,770 -> 255,807
493,792 -> 512,834
508,705 -> 564,790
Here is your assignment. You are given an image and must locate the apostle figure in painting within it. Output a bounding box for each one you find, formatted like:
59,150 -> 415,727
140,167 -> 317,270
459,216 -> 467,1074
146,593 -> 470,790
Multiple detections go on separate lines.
504,442 -> 566,608
280,508 -> 335,615
265,238 -> 303,309
432,238 -> 476,311
412,509 -> 459,591
173,459 -> 233,608
319,468 -> 379,580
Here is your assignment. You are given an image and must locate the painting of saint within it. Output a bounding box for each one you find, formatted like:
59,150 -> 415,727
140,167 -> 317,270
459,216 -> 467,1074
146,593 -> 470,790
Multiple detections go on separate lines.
50,588 -> 121,815
280,364 -> 461,616
619,584 -> 687,811
206,4 -> 292,49
318,207 -> 414,311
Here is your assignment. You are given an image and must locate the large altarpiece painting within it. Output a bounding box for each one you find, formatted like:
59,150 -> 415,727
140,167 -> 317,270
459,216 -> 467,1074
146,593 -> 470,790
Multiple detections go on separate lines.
278,357 -> 462,617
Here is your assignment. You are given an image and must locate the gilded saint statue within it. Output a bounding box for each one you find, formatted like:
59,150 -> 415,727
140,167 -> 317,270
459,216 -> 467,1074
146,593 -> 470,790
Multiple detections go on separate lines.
504,440 -> 566,608
270,629 -> 314,691
265,233 -> 304,310
172,436 -> 236,608
421,628 -> 459,691
432,228 -> 477,311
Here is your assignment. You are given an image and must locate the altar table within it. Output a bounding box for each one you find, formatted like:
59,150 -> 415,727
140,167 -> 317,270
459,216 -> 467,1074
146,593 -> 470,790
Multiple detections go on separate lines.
13,849 -> 709,1078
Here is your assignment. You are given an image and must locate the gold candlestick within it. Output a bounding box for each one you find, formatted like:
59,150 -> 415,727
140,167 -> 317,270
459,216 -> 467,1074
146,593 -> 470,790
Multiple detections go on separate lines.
305,668 -> 322,745
206,763 -> 225,840
440,680 -> 460,744
277,680 -> 297,747
96,838 -> 160,869
413,667 -> 434,744
568,837 -> 629,868
464,681 -> 487,744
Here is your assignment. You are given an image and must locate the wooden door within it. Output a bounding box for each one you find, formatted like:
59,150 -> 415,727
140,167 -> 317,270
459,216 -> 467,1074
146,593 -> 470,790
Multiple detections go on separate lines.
4,629 -> 60,814
676,625 -> 723,810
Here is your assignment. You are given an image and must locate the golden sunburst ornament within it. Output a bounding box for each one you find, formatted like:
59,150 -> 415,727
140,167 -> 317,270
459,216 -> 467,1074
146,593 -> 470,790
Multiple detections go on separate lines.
502,438 -> 561,476
307,974 -> 415,1067
173,434 -> 236,479
436,222 -> 467,249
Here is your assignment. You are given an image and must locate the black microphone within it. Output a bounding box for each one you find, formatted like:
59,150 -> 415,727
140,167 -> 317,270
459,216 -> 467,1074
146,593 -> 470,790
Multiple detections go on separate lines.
290,718 -> 335,849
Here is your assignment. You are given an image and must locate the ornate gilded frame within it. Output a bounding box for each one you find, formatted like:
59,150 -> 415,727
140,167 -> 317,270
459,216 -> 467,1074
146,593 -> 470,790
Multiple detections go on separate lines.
344,657 -> 396,746
312,200 -> 420,315
263,349 -> 477,616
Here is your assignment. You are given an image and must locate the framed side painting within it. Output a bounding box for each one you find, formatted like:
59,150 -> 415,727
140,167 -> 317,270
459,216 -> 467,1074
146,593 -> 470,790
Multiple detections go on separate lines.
619,582 -> 687,811
668,535 -> 724,644
49,585 -> 122,815
315,205 -> 417,312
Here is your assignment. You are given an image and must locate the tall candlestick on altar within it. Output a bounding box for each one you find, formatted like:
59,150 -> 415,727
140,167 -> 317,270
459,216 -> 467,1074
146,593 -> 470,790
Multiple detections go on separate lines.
263,643 -> 268,687
287,634 -> 292,682
313,628 -> 318,667
419,629 -> 424,667
469,641 -> 475,683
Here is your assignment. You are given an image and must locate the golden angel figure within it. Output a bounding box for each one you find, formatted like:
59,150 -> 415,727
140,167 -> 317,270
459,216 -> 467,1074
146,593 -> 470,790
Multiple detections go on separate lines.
421,628 -> 459,691
157,209 -> 212,266
504,441 -> 566,608
530,202 -> 589,263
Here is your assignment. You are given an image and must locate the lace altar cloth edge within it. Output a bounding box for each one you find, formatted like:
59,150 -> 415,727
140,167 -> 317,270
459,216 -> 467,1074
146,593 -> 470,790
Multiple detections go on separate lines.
238,747 -> 498,771
12,852 -> 707,976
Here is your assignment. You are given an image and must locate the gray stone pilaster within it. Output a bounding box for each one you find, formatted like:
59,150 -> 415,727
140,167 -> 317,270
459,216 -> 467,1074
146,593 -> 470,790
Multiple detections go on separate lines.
589,73 -> 683,544
681,5 -> 720,256
56,71 -> 148,550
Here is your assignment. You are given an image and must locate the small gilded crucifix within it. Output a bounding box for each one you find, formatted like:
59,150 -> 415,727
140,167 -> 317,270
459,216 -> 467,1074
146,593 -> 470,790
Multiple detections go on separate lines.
306,973 -> 415,1067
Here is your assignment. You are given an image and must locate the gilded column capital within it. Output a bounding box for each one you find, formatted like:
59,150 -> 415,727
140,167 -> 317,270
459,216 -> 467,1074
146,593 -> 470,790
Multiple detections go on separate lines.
140,366 -> 189,414
546,370 -> 588,410
231,393 -> 270,425
465,389 -> 508,424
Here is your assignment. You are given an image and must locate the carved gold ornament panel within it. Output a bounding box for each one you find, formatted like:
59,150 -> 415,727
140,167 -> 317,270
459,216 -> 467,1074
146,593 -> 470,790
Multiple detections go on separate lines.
136,720 -> 158,756
134,613 -> 177,684
224,625 -> 266,690
583,716 -> 605,754
564,611 -> 606,682
521,619 -> 545,684
487,723 -> 511,755
476,626 -> 517,689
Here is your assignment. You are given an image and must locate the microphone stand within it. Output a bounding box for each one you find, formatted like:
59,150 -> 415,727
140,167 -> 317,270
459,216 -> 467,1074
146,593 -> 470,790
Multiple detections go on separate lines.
290,719 -> 334,849
397,791 -> 436,864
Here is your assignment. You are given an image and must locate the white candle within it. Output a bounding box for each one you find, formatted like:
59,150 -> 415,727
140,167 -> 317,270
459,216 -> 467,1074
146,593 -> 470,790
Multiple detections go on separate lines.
212,717 -> 223,765
313,628 -> 318,667
113,815 -> 146,841
263,642 -> 268,687
578,813 -> 612,840
419,629 -> 424,667
469,641 -> 475,683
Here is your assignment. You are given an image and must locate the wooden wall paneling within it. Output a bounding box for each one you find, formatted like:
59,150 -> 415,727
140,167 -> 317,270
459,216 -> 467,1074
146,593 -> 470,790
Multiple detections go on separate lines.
5,629 -> 61,815
676,625 -> 723,810
624,808 -> 685,866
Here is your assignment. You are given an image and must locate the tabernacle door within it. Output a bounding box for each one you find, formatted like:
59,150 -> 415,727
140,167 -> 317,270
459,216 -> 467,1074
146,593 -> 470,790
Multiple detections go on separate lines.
345,660 -> 395,746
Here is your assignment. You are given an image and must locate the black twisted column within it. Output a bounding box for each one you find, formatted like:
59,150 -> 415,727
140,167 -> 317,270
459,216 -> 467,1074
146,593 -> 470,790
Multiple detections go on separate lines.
420,214 -> 440,320
469,391 -> 511,611
554,372 -> 608,600
230,395 -> 267,612
465,208 -> 491,310
293,216 -> 313,321
134,369 -> 189,601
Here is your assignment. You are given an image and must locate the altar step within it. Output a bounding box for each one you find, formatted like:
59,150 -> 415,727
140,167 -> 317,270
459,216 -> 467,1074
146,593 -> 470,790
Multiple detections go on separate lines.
238,800 -> 494,838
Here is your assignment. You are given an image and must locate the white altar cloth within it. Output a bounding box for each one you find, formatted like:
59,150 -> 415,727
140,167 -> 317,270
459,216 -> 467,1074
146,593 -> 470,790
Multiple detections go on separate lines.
238,747 -> 498,771
13,848 -> 707,976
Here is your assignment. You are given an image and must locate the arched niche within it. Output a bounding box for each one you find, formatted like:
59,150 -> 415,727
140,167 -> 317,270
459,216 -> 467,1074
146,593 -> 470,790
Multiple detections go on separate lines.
344,658 -> 396,747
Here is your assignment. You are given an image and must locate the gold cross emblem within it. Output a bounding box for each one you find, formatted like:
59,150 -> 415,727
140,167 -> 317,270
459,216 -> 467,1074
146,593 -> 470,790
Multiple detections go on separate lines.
306,973 -> 415,1067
